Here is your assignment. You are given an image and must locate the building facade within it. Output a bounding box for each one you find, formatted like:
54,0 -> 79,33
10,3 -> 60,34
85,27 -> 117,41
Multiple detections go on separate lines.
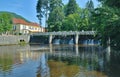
12,18 -> 45,34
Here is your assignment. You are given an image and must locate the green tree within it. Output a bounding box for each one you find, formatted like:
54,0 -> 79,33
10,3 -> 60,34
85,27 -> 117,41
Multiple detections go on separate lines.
96,0 -> 120,47
66,0 -> 78,16
0,13 -> 12,34
98,0 -> 120,8
62,13 -> 90,31
41,0 -> 49,28
0,19 -> 4,32
48,0 -> 64,31
36,0 -> 43,25
91,6 -> 119,46
80,9 -> 90,30
85,0 -> 94,30
49,0 -> 63,12
86,0 -> 94,12
62,13 -> 81,31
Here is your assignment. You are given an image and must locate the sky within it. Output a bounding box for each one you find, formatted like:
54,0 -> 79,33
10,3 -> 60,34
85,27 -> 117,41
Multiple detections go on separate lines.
0,0 -> 99,27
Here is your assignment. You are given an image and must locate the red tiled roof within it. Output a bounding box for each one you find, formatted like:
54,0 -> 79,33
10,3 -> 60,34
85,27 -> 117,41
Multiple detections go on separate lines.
12,18 -> 40,27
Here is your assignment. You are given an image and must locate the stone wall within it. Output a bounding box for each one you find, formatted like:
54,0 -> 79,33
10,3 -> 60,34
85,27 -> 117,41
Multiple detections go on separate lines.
0,35 -> 30,45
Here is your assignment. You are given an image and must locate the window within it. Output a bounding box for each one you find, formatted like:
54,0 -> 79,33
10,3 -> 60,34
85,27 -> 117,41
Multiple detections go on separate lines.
23,25 -> 26,29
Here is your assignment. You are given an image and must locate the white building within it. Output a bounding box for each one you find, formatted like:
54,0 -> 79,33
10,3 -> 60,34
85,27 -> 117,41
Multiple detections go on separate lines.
12,18 -> 45,34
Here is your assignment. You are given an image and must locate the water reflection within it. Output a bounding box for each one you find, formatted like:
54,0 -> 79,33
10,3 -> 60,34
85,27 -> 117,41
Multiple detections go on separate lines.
0,45 -> 43,77
105,46 -> 111,62
37,53 -> 50,77
0,44 -> 120,77
47,45 -> 108,77
104,46 -> 120,77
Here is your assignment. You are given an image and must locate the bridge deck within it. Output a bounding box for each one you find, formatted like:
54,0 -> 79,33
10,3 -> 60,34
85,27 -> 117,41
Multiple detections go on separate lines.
31,31 -> 96,36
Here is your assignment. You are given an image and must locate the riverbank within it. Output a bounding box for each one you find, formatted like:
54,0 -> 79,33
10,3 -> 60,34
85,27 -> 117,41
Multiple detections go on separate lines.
0,35 -> 30,46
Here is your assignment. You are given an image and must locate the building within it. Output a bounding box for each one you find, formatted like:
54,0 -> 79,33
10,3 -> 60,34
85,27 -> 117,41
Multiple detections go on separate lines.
12,18 -> 45,34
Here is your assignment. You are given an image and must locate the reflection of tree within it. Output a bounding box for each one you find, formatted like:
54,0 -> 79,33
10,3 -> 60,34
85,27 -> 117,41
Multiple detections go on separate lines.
48,60 -> 80,77
0,53 -> 13,72
48,45 -> 105,72
104,48 -> 120,77
0,45 -> 29,74
36,53 -> 50,77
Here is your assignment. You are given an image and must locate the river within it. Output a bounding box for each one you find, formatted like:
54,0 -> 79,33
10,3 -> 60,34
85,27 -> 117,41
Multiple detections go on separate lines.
0,44 -> 120,77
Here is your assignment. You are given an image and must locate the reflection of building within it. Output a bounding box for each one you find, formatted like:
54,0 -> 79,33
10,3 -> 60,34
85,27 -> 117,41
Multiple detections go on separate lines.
19,50 -> 43,62
12,18 -> 45,34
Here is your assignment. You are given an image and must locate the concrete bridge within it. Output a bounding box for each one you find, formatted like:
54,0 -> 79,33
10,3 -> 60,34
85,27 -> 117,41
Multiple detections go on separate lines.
31,31 -> 96,45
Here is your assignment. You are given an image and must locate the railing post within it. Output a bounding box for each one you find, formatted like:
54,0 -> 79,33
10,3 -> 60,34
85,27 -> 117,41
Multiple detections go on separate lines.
49,34 -> 52,44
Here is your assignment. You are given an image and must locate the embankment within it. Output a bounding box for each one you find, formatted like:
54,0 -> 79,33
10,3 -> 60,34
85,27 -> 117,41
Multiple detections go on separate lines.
0,35 -> 30,45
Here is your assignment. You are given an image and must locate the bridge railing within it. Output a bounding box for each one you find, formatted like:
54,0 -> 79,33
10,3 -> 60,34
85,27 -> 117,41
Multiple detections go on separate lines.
31,31 -> 96,36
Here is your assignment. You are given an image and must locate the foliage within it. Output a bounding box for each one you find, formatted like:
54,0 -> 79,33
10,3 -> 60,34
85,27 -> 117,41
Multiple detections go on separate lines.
62,13 -> 81,31
61,1 -> 91,31
94,0 -> 120,47
36,0 -> 92,31
85,0 -> 94,30
62,13 -> 90,31
36,0 -> 49,26
65,0 -> 78,16
49,0 -> 63,12
48,0 -> 64,31
0,13 -> 12,33
80,9 -> 90,30
36,0 -> 43,25
86,0 -> 94,12
98,0 -> 120,8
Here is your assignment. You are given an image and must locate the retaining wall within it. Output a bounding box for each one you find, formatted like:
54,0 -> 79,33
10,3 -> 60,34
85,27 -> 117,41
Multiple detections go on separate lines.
0,35 -> 30,45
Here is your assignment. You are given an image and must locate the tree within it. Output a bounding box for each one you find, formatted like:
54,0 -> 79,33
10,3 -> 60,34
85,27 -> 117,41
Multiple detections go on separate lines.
65,0 -> 78,16
91,6 -> 119,46
48,0 -> 64,31
62,13 -> 81,31
36,0 -> 49,27
42,0 -> 49,28
0,13 -> 12,34
86,0 -> 94,12
98,0 -> 120,8
62,12 -> 90,31
49,0 -> 63,12
36,0 -> 43,25
96,0 -> 120,47
80,9 -> 90,30
85,0 -> 94,30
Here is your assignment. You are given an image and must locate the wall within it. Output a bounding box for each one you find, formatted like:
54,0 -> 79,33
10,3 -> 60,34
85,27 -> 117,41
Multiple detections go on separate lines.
0,35 -> 30,45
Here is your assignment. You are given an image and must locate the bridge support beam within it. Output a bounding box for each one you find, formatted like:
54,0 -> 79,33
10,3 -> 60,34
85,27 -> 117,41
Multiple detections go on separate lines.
75,34 -> 79,45
49,34 -> 52,44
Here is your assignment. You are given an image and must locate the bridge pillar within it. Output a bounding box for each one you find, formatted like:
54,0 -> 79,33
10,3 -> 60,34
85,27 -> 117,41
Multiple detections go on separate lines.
49,34 -> 52,44
75,34 -> 79,45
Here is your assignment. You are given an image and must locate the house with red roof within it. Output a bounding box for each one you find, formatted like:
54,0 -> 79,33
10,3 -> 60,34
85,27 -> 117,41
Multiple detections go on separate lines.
12,18 -> 45,34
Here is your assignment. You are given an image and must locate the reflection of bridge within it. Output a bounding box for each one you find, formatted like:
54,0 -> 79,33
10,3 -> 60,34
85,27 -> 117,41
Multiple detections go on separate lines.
48,44 -> 104,58
47,45 -> 107,77
31,31 -> 96,44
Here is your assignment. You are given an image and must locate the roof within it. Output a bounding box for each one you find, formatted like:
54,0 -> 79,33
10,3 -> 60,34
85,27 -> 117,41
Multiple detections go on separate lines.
12,18 -> 40,27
